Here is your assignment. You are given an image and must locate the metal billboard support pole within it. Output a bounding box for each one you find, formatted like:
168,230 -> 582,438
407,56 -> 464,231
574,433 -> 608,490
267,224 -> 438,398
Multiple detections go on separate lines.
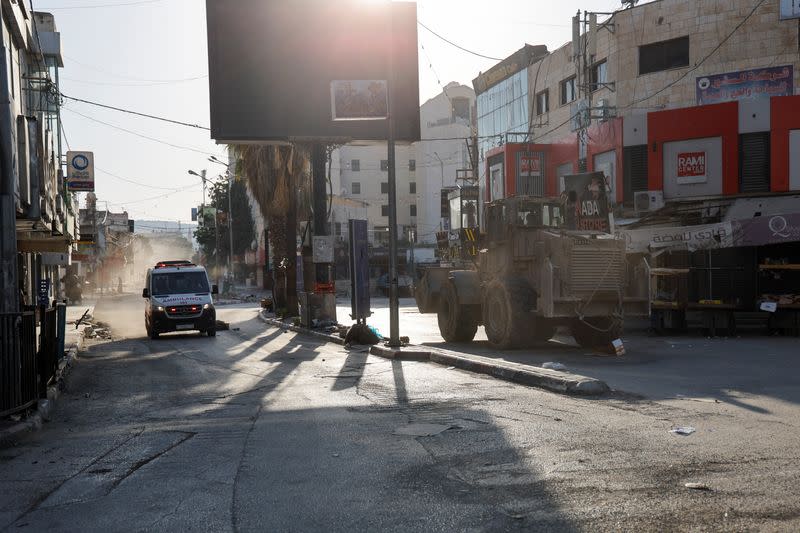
386,12 -> 400,348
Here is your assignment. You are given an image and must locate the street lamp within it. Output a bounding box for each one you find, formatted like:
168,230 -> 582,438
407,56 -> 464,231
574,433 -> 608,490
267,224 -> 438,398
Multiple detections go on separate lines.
188,169 -> 208,207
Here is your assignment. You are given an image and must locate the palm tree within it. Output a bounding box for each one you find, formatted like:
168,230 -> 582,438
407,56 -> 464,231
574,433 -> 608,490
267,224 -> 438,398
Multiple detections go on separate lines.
232,143 -> 311,315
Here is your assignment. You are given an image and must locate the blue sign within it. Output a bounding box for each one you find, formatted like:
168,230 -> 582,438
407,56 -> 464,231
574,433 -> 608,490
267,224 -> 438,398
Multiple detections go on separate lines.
696,65 -> 793,105
348,219 -> 370,321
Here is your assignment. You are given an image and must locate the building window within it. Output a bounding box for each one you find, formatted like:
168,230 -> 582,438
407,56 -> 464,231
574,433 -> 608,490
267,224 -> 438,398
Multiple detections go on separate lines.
535,89 -> 549,116
351,159 -> 360,171
560,76 -> 576,105
381,182 -> 389,194
374,226 -> 389,245
351,182 -> 361,195
639,36 -> 689,75
380,159 -> 389,171
381,205 -> 389,217
409,159 -> 416,172
410,204 -> 417,217
451,96 -> 471,123
590,60 -> 607,91
409,182 -> 416,194
334,222 -> 342,236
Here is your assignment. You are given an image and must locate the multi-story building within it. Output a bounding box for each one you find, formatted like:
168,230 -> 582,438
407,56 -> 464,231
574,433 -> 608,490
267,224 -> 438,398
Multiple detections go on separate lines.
416,82 -> 476,245
1,6 -> 74,311
333,143 -> 418,247
476,0 -> 800,207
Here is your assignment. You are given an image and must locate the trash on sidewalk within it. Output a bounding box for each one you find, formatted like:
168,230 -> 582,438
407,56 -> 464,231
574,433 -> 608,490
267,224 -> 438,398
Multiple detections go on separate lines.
684,482 -> 711,491
393,423 -> 451,437
260,297 -> 274,312
670,426 -> 696,436
542,362 -> 567,371
343,324 -> 381,346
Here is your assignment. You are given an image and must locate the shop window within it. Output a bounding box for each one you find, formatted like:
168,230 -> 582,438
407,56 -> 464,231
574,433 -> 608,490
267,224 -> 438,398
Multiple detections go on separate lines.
639,36 -> 689,75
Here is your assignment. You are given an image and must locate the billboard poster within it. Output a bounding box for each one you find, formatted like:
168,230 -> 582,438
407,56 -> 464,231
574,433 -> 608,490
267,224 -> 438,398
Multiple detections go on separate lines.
331,80 -> 388,121
66,151 -> 95,192
676,151 -> 707,184
696,65 -> 793,105
562,172 -> 611,233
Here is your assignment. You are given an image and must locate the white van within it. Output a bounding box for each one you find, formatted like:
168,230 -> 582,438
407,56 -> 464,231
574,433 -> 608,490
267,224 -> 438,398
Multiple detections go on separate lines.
142,261 -> 218,339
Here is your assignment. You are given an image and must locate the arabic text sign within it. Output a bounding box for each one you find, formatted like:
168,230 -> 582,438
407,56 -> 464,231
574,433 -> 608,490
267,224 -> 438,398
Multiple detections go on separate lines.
66,151 -> 95,192
696,65 -> 793,105
518,152 -> 542,177
619,222 -> 733,253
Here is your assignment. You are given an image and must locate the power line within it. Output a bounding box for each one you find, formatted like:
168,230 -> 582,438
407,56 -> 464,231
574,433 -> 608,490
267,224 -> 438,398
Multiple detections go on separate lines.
95,166 -> 186,191
61,76 -> 206,87
62,107 -> 218,156
38,0 -> 164,9
417,21 -> 502,62
622,0 -> 767,110
60,92 -> 210,130
60,119 -> 72,151
63,54 -> 207,83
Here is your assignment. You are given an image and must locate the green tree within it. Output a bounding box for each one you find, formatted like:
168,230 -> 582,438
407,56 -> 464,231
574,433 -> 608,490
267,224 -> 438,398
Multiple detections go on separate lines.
232,144 -> 311,315
193,177 -> 255,281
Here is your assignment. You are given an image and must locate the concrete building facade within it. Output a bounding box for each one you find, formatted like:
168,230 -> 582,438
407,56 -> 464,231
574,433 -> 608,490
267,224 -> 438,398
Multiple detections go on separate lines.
475,0 -> 800,208
1,5 -> 74,311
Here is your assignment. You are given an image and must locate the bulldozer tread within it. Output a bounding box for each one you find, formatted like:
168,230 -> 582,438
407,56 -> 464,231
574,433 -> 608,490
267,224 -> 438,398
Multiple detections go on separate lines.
437,280 -> 479,343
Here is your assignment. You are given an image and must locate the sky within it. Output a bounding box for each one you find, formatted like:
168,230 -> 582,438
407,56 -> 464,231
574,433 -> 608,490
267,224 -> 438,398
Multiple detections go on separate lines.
46,0 -> 629,224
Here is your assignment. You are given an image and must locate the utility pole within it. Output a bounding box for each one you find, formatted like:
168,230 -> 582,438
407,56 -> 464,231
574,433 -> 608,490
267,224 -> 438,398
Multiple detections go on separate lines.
0,19 -> 19,313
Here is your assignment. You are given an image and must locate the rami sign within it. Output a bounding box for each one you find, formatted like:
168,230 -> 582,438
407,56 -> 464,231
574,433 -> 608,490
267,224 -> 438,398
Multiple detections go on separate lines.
677,152 -> 706,184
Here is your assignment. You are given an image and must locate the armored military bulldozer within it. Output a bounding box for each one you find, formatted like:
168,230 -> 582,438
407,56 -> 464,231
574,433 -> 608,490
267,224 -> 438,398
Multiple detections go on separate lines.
415,193 -> 650,350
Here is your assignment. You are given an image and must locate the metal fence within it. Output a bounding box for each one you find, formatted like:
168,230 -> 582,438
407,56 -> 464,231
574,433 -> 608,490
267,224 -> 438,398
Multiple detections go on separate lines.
39,307 -> 58,394
0,312 -> 38,417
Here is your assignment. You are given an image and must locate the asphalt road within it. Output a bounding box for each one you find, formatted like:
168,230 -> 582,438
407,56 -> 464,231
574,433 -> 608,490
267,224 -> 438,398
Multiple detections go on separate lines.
1,294 -> 799,531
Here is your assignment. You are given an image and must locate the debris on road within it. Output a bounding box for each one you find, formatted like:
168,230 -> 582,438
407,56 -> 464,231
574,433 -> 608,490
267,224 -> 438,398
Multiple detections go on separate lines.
670,426 -> 696,436
542,362 -> 567,371
343,324 -> 381,346
393,423 -> 451,437
685,482 -> 711,491
215,320 -> 230,330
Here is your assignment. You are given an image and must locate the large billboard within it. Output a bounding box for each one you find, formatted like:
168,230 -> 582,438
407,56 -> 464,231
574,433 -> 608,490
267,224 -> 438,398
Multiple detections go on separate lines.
206,0 -> 420,143
696,65 -> 793,105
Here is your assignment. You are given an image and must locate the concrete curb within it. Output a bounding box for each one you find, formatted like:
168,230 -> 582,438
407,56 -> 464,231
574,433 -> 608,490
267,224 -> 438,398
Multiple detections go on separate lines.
257,310 -> 609,396
0,326 -> 86,447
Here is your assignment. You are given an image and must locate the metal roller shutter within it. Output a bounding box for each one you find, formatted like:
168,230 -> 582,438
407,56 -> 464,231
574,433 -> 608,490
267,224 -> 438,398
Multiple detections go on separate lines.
739,132 -> 770,193
623,145 -> 648,205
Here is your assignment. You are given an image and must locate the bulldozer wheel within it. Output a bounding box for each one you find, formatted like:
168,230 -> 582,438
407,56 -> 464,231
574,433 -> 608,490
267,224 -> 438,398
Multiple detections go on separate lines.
437,280 -> 478,343
571,318 -> 622,351
483,279 -> 533,349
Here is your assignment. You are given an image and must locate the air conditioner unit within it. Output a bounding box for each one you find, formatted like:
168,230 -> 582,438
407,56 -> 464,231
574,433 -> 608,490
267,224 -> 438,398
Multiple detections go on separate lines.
634,190 -> 665,214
